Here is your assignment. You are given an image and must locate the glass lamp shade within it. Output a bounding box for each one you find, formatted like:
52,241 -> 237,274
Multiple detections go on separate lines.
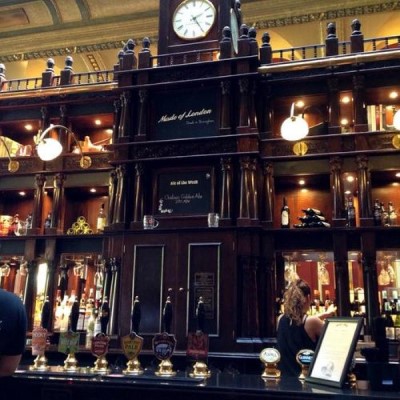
36,138 -> 63,161
393,109 -> 400,130
280,116 -> 309,141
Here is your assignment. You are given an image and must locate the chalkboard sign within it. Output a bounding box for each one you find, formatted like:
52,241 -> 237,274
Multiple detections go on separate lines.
153,87 -> 218,140
156,170 -> 213,215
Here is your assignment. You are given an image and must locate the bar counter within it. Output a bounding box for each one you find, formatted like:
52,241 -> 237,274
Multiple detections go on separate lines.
5,365 -> 400,400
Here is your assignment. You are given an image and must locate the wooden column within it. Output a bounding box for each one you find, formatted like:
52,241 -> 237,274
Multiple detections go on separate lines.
131,162 -> 144,227
352,74 -> 368,132
361,232 -> 379,337
330,157 -> 345,222
332,232 -> 350,316
112,99 -> 121,144
108,169 -> 117,226
262,162 -> 274,227
50,173 -> 65,234
137,89 -> 148,138
259,32 -> 272,66
220,157 -> 233,221
249,158 -> 259,221
113,165 -> 127,228
356,155 -> 372,224
220,81 -> 231,133
327,77 -> 341,134
28,174 -> 46,235
325,22 -> 338,57
118,91 -> 132,140
238,157 -> 251,225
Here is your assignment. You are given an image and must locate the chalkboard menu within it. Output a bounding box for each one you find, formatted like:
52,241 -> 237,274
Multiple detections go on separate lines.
153,87 -> 218,140
156,170 -> 213,215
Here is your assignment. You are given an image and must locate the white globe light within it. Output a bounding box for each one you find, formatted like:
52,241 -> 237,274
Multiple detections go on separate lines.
280,116 -> 309,141
36,138 -> 63,161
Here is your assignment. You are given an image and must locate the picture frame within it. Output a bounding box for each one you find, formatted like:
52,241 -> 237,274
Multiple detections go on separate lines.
305,317 -> 363,388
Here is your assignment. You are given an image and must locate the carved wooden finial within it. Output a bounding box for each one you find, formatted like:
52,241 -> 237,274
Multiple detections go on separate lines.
350,19 -> 364,53
64,56 -> 73,71
240,24 -> 249,39
125,39 -> 135,54
46,58 -> 55,72
141,37 -> 151,52
326,22 -> 337,39
351,19 -> 362,35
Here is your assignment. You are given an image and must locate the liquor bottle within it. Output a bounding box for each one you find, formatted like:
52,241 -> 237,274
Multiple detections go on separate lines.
25,213 -> 33,229
380,202 -> 389,226
392,290 -> 399,316
77,293 -> 87,331
96,203 -> 106,233
85,308 -> 96,349
44,212 -> 52,229
388,202 -> 397,226
85,288 -> 95,328
69,296 -> 80,332
280,197 -> 290,228
41,296 -> 51,330
53,290 -> 62,331
373,199 -> 382,226
346,197 -> 356,227
99,296 -> 110,334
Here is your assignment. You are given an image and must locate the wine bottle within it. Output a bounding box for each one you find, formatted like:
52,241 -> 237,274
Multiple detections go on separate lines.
280,197 -> 290,228
302,208 -> 322,216
96,203 -> 106,233
346,197 -> 356,227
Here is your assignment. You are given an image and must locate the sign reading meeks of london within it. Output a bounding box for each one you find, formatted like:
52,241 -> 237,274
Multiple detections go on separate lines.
154,88 -> 217,140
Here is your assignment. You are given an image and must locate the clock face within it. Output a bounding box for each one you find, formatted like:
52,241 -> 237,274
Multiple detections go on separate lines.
172,0 -> 217,41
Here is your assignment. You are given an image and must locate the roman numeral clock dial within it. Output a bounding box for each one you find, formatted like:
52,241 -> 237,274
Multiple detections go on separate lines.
172,0 -> 217,40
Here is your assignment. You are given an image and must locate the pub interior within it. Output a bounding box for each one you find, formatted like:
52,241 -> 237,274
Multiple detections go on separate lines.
1,0 -> 400,399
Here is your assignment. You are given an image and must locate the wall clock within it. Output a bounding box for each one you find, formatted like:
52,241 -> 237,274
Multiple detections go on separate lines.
172,0 -> 217,41
158,0 -> 231,56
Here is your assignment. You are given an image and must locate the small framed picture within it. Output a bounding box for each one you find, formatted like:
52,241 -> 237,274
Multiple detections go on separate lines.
306,317 -> 363,388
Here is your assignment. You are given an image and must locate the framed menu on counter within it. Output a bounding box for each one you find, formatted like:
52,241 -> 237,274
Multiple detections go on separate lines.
306,317 -> 363,388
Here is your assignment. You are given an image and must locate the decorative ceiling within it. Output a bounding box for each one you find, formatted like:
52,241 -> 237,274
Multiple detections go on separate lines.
0,0 -> 398,78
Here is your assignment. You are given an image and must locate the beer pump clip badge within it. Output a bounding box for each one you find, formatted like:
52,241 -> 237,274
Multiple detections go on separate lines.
153,332 -> 176,360
121,332 -> 143,360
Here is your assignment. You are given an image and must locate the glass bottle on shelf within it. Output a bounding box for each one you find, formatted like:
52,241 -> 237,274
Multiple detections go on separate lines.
380,202 -> 389,226
346,197 -> 356,227
44,212 -> 52,229
99,296 -> 110,334
53,290 -> 62,331
373,199 -> 382,226
85,308 -> 96,349
388,202 -> 397,226
96,203 -> 106,233
280,197 -> 290,228
77,293 -> 87,332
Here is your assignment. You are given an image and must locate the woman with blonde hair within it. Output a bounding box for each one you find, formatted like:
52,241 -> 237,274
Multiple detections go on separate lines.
276,279 -> 336,377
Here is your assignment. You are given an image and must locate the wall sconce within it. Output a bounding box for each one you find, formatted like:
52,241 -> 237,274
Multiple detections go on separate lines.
34,124 -> 92,169
280,103 -> 309,141
0,136 -> 20,172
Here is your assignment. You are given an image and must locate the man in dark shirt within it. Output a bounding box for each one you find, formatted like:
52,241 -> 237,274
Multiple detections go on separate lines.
0,289 -> 27,376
